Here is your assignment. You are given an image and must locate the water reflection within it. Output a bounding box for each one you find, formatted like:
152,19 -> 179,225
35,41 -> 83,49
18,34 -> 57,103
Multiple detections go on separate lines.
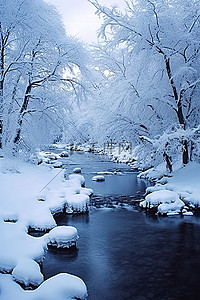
42,209 -> 200,300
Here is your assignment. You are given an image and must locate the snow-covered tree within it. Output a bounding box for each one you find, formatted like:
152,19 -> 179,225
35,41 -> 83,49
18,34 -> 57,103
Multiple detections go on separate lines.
88,0 -> 200,167
0,0 -> 88,155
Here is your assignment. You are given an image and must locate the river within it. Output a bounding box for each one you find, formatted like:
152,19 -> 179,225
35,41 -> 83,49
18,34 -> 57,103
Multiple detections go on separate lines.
42,151 -> 200,300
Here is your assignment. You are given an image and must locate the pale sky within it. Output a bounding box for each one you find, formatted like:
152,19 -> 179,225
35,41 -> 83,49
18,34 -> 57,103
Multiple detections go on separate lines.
46,0 -> 126,43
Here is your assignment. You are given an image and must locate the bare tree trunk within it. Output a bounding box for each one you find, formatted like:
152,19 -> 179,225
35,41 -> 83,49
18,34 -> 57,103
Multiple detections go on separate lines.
163,151 -> 173,173
13,83 -> 32,145
164,55 -> 189,165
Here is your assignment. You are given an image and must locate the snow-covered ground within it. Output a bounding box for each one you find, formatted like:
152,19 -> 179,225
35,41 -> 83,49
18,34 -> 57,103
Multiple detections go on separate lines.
0,155 -> 90,299
139,162 -> 200,215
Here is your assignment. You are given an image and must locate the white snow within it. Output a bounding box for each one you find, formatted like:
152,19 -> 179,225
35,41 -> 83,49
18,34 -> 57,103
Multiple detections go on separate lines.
12,258 -> 44,287
92,175 -> 105,181
66,194 -> 89,213
158,199 -> 185,215
46,226 -> 79,248
0,273 -> 88,300
140,162 -> 200,215
80,187 -> 93,196
0,221 -> 47,273
97,171 -> 113,175
141,190 -> 179,207
0,156 -> 89,298
140,190 -> 184,214
68,173 -> 85,186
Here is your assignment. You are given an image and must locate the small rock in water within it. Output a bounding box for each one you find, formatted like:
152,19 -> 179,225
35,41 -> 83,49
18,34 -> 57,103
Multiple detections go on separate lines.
73,167 -> 82,174
60,151 -> 69,157
92,175 -> 105,182
53,161 -> 63,168
182,209 -> 193,216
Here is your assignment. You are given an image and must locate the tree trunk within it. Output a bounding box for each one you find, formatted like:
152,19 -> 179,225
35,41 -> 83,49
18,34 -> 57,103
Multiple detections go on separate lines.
182,139 -> 189,165
163,151 -> 173,173
13,83 -> 32,146
164,55 -> 189,165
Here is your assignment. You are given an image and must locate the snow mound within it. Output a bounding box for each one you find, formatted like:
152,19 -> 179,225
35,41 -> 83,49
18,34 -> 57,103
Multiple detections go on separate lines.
35,273 -> 87,300
158,199 -> 185,215
73,167 -> 82,173
0,221 -> 47,272
12,258 -> 44,287
68,174 -> 85,186
140,190 -> 184,215
37,151 -> 59,164
92,175 -> 105,181
47,226 -> 79,248
66,194 -> 89,213
0,273 -> 88,300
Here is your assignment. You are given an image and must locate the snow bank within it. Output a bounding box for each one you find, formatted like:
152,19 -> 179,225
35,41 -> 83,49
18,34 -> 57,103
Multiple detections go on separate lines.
12,258 -> 44,287
141,162 -> 200,214
0,156 -> 90,298
46,226 -> 79,248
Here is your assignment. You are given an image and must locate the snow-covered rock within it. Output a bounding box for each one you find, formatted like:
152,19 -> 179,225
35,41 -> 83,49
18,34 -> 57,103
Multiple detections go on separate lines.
182,211 -> 194,216
140,190 -> 184,215
66,194 -> 89,213
97,171 -> 113,175
37,151 -> 59,164
52,161 -> 63,168
73,167 -> 82,173
47,226 -> 79,248
12,258 -> 44,287
141,190 -> 180,207
158,198 -> 185,215
92,175 -> 105,181
59,151 -> 69,158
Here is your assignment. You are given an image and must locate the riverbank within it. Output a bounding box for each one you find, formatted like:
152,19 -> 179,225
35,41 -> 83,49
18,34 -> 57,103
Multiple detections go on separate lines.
0,155 -> 89,300
50,142 -> 200,215
99,144 -> 200,216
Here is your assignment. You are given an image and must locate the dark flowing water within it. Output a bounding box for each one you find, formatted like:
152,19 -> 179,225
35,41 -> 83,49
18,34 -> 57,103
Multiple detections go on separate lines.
42,151 -> 200,300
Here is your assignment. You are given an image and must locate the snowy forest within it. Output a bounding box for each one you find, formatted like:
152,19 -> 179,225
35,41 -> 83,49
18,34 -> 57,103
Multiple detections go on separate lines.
1,0 -> 200,300
0,0 -> 200,170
